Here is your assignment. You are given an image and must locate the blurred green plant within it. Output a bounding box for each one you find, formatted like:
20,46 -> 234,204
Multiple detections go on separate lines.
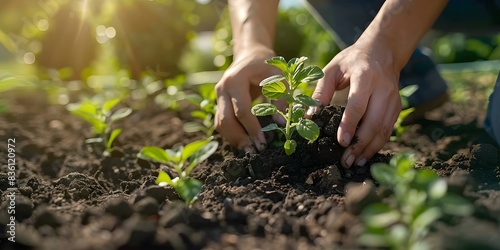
391,85 -> 418,140
251,56 -> 323,155
67,97 -> 132,155
184,83 -> 217,136
137,137 -> 219,205
359,152 -> 473,250
154,75 -> 188,111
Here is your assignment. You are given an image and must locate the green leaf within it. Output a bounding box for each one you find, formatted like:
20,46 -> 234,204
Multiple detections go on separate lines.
265,56 -> 288,72
102,98 -> 121,114
85,137 -> 103,144
107,128 -> 122,150
391,152 -> 415,175
358,233 -> 390,247
295,94 -> 319,107
428,179 -> 447,200
251,103 -> 278,116
284,139 -> 297,155
291,107 -> 305,122
198,83 -> 216,99
138,146 -> 171,164
288,57 -> 308,75
191,110 -> 207,120
262,81 -> 287,100
412,207 -> 442,232
110,108 -> 132,122
295,65 -> 324,84
439,194 -> 473,216
362,203 -> 400,227
155,170 -> 174,186
400,85 -> 419,99
166,149 -> 181,163
371,163 -> 398,187
181,137 -> 212,162
259,75 -> 286,87
176,178 -> 202,204
414,169 -> 439,189
262,123 -> 280,132
183,122 -> 205,133
186,141 -> 219,175
297,119 -> 320,141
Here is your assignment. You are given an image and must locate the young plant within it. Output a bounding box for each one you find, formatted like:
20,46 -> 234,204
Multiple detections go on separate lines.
359,152 -> 473,250
155,75 -> 188,111
251,56 -> 323,155
391,85 -> 418,140
137,137 -> 218,205
183,83 -> 216,136
67,98 -> 132,155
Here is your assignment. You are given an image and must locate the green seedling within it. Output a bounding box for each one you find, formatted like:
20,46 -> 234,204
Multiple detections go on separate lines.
155,75 -> 187,111
137,137 -> 219,205
183,83 -> 216,136
251,56 -> 323,155
359,152 -> 473,250
391,85 -> 418,140
67,98 -> 132,155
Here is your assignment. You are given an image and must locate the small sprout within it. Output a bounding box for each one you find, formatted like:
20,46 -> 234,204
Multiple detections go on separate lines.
67,98 -> 132,155
183,83 -> 217,136
359,152 -> 473,250
392,85 -> 418,140
137,137 -> 219,205
251,56 -> 323,155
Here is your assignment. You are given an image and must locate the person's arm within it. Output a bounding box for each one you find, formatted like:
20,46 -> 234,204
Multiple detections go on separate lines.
214,0 -> 280,153
229,0 -> 279,60
311,0 -> 449,168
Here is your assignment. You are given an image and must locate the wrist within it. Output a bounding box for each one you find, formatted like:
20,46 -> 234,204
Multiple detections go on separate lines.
233,44 -> 275,62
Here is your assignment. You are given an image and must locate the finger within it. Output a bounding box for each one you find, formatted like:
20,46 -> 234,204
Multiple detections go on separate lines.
215,93 -> 255,153
311,66 -> 338,107
229,90 -> 267,152
354,98 -> 399,166
353,98 -> 400,166
337,74 -> 372,148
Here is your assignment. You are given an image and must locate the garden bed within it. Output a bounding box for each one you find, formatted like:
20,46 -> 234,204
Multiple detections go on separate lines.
0,87 -> 499,250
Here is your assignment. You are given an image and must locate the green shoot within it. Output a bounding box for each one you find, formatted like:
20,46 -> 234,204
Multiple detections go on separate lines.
359,152 -> 473,250
137,137 -> 219,205
155,75 -> 187,111
251,56 -> 323,155
183,83 -> 216,136
67,98 -> 132,155
391,85 -> 418,140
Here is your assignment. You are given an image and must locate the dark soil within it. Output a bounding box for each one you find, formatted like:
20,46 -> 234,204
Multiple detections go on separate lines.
1,91 -> 499,250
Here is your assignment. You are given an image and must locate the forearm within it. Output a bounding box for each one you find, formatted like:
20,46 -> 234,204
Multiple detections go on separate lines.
358,0 -> 449,70
228,0 -> 279,60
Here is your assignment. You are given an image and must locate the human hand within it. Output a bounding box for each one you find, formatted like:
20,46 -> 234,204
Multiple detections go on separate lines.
309,42 -> 402,168
214,47 -> 284,153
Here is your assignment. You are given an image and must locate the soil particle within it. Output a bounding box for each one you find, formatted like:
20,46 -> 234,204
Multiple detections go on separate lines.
134,197 -> 159,216
15,195 -> 33,221
33,206 -> 62,229
104,198 -> 134,219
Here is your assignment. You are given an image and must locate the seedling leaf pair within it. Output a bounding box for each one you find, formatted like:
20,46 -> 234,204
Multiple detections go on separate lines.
67,98 -> 132,154
138,137 -> 219,204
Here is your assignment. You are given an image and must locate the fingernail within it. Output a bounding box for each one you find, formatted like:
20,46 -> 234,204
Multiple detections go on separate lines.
357,158 -> 367,167
306,106 -> 318,117
345,154 -> 355,168
342,132 -> 351,145
253,138 -> 266,152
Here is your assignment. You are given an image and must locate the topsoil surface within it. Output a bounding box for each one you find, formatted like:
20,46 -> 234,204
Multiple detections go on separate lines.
0,90 -> 499,250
